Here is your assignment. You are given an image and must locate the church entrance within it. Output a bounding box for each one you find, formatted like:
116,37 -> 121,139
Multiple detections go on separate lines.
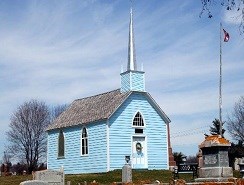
132,136 -> 148,169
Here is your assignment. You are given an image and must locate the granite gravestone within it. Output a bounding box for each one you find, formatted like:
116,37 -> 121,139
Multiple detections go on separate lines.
196,135 -> 233,182
33,168 -> 64,185
239,164 -> 244,178
122,156 -> 132,183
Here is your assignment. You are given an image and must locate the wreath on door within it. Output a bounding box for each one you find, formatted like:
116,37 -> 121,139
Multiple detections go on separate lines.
136,142 -> 143,152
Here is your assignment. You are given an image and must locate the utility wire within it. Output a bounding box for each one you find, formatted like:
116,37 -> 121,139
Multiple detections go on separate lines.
170,125 -> 210,138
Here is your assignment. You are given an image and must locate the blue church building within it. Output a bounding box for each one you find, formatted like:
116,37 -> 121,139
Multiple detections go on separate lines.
47,8 -> 172,174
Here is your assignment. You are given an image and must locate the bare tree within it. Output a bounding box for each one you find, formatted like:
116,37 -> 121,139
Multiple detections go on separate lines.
6,100 -> 50,173
186,155 -> 198,163
2,151 -> 11,164
49,104 -> 68,123
200,0 -> 244,34
227,96 -> 244,143
1,151 -> 12,173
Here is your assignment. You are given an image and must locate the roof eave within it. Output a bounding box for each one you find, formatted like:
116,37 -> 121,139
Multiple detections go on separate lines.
46,118 -> 109,132
143,92 -> 171,124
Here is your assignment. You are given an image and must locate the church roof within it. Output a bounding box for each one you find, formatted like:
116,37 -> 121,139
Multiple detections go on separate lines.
47,89 -> 130,131
47,89 -> 171,131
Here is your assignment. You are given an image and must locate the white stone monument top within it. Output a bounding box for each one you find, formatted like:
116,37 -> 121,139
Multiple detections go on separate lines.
20,180 -> 49,185
199,135 -> 231,148
33,169 -> 64,185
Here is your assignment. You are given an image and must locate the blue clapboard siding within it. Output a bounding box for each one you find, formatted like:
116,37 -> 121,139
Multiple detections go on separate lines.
120,71 -> 145,92
146,115 -> 168,169
109,92 -> 168,170
120,71 -> 131,92
131,71 -> 145,91
47,91 -> 169,173
47,121 -> 107,174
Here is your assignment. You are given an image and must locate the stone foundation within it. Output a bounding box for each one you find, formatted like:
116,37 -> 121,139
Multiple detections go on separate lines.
198,167 -> 233,179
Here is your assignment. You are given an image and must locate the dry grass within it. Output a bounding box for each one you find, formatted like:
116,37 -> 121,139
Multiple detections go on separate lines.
0,174 -> 33,185
0,170 -> 241,185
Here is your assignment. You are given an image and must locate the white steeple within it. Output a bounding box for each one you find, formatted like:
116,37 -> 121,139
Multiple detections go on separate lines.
120,3 -> 145,93
127,7 -> 137,71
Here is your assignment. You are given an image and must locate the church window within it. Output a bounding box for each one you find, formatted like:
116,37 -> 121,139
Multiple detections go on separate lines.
58,130 -> 65,158
133,112 -> 144,127
81,127 -> 88,155
135,128 -> 143,134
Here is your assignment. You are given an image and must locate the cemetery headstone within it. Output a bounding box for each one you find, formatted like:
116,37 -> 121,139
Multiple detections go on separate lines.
122,156 -> 132,183
239,164 -> 244,178
195,135 -> 233,182
33,168 -> 64,185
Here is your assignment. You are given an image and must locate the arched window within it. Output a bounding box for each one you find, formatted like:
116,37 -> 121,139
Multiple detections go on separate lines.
58,130 -> 65,158
133,112 -> 144,127
81,127 -> 88,155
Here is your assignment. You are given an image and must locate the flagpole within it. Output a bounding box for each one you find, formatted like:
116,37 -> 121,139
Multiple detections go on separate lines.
219,22 -> 223,137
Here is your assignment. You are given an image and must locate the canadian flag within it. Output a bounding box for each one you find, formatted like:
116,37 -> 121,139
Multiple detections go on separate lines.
223,29 -> 230,42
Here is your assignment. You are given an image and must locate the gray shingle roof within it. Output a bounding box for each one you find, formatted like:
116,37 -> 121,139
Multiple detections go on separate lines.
47,89 -> 130,131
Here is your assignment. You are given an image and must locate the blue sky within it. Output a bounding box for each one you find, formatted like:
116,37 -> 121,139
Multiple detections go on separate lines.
0,0 -> 243,162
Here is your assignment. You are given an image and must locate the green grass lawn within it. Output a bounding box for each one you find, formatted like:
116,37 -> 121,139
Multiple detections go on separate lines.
66,170 -> 179,185
0,170 -> 183,185
0,170 -> 241,185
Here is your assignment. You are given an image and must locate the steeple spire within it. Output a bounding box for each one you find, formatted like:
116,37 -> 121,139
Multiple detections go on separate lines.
127,6 -> 137,71
120,3 -> 145,93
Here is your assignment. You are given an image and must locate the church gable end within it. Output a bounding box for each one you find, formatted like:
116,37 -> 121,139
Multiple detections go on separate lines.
108,92 -> 169,170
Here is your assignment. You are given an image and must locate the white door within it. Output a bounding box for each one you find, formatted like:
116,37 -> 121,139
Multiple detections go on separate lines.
132,136 -> 147,169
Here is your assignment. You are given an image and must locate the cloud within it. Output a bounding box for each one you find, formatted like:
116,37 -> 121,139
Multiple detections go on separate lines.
0,0 -> 243,158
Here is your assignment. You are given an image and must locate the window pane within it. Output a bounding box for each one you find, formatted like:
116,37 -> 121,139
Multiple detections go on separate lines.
81,128 -> 88,155
135,129 -> 143,133
133,112 -> 144,127
58,130 -> 64,157
82,146 -> 85,155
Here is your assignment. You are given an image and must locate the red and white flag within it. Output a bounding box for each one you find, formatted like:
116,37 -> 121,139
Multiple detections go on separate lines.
223,29 -> 230,42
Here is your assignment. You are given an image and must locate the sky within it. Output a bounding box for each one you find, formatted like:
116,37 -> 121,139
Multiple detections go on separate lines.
0,0 -> 243,162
